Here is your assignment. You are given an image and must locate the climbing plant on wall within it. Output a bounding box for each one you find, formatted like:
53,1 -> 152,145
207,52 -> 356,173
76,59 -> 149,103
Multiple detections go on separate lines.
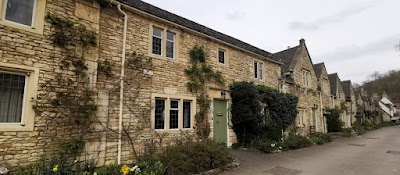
230,82 -> 298,144
32,13 -> 98,157
185,45 -> 225,140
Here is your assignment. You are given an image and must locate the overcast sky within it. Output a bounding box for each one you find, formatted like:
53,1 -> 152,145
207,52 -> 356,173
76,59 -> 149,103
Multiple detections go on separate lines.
142,0 -> 400,83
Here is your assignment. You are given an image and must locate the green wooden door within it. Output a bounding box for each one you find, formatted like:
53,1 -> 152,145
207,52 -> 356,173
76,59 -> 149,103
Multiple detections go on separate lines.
213,99 -> 228,145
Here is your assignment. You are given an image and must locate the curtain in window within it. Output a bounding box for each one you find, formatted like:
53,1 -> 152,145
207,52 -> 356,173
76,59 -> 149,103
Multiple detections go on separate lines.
0,73 -> 26,123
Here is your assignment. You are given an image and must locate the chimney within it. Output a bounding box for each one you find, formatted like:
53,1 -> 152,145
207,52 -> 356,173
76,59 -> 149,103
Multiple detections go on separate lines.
300,38 -> 305,45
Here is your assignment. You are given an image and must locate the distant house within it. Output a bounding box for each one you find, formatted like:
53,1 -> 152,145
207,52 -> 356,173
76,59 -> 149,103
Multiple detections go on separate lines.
328,73 -> 348,127
272,39 -> 322,134
341,80 -> 357,126
379,96 -> 397,122
313,62 -> 332,132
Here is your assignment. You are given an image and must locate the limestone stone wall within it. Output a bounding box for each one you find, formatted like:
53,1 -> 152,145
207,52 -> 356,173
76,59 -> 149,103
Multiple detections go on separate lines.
0,0 -> 102,169
0,0 -> 281,170
284,43 -> 322,134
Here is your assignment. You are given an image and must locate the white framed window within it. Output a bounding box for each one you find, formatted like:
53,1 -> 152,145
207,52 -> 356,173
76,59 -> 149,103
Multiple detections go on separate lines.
169,100 -> 179,129
3,0 -> 36,27
302,70 -> 310,86
259,62 -> 263,80
0,71 -> 27,124
152,27 -> 163,55
154,98 -> 166,130
218,49 -> 225,64
254,60 -> 263,80
152,94 -> 195,131
297,109 -> 305,126
0,0 -> 46,34
0,63 -> 39,131
166,32 -> 175,58
183,101 -> 191,129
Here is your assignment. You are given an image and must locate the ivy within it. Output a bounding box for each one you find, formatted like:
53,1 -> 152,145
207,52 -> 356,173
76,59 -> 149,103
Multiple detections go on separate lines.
185,45 -> 225,139
230,82 -> 298,144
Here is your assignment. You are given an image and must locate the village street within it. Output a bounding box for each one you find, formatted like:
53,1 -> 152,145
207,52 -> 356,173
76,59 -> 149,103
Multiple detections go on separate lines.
222,126 -> 400,175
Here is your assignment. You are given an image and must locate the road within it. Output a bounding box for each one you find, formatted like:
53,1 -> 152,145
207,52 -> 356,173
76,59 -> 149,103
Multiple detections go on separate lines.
221,126 -> 400,175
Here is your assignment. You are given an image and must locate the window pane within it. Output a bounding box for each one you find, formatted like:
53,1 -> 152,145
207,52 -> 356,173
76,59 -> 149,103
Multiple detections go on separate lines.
170,100 -> 179,109
183,101 -> 191,128
5,0 -> 35,26
153,28 -> 162,37
155,99 -> 165,129
170,109 -> 178,129
152,37 -> 162,55
218,50 -> 225,64
254,61 -> 258,79
0,72 -> 25,123
259,63 -> 263,80
167,32 -> 174,41
166,41 -> 174,58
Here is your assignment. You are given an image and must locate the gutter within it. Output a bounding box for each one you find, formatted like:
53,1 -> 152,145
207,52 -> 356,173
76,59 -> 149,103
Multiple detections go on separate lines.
106,0 -> 128,165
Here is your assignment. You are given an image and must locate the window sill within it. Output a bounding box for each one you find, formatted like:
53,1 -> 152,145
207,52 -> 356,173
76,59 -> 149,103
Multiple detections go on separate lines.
0,20 -> 43,35
148,53 -> 178,63
0,123 -> 34,132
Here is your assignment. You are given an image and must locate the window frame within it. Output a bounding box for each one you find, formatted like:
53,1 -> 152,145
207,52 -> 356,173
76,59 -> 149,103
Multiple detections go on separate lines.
154,98 -> 166,130
218,49 -> 225,65
259,62 -> 263,80
151,94 -> 196,132
3,0 -> 37,27
297,109 -> 305,127
254,60 -> 264,80
0,70 -> 28,124
152,27 -> 163,56
166,31 -> 175,59
182,100 -> 192,129
0,63 -> 39,131
169,99 -> 179,130
0,0 -> 46,34
148,24 -> 180,60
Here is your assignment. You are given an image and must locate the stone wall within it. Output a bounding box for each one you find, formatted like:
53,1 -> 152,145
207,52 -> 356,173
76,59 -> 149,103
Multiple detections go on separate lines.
0,0 -> 281,170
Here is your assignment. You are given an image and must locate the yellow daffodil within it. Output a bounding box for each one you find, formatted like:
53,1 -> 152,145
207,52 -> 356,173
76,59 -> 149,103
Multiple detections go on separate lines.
120,165 -> 130,175
53,165 -> 58,172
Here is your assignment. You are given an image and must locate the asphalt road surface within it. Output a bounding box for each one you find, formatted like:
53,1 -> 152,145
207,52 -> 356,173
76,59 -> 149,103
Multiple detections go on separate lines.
221,126 -> 400,175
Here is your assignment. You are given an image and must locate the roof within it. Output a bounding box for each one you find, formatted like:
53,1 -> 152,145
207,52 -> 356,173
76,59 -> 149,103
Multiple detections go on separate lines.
116,0 -> 277,62
341,80 -> 352,101
313,63 -> 324,79
328,73 -> 338,96
271,46 -> 300,73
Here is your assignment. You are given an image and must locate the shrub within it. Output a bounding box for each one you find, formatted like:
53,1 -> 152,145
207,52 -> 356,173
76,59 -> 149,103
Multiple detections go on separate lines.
230,82 -> 263,144
230,82 -> 298,144
325,108 -> 343,132
309,132 -> 332,145
257,122 -> 283,142
283,134 -> 312,150
135,158 -> 166,175
95,164 -> 121,175
159,140 -> 231,175
341,128 -> 353,137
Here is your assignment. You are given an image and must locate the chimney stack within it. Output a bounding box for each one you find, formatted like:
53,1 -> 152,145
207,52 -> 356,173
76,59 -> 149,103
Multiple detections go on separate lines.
300,38 -> 305,45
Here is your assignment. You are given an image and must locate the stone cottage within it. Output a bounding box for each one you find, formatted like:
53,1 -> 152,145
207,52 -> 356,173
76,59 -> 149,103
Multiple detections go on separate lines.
0,0 -> 283,169
341,80 -> 357,126
272,39 -> 322,134
328,73 -> 348,127
313,62 -> 332,132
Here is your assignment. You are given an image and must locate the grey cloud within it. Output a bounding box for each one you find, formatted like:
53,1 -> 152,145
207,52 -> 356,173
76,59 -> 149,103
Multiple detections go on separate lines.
317,34 -> 400,61
289,3 -> 373,31
226,10 -> 246,20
